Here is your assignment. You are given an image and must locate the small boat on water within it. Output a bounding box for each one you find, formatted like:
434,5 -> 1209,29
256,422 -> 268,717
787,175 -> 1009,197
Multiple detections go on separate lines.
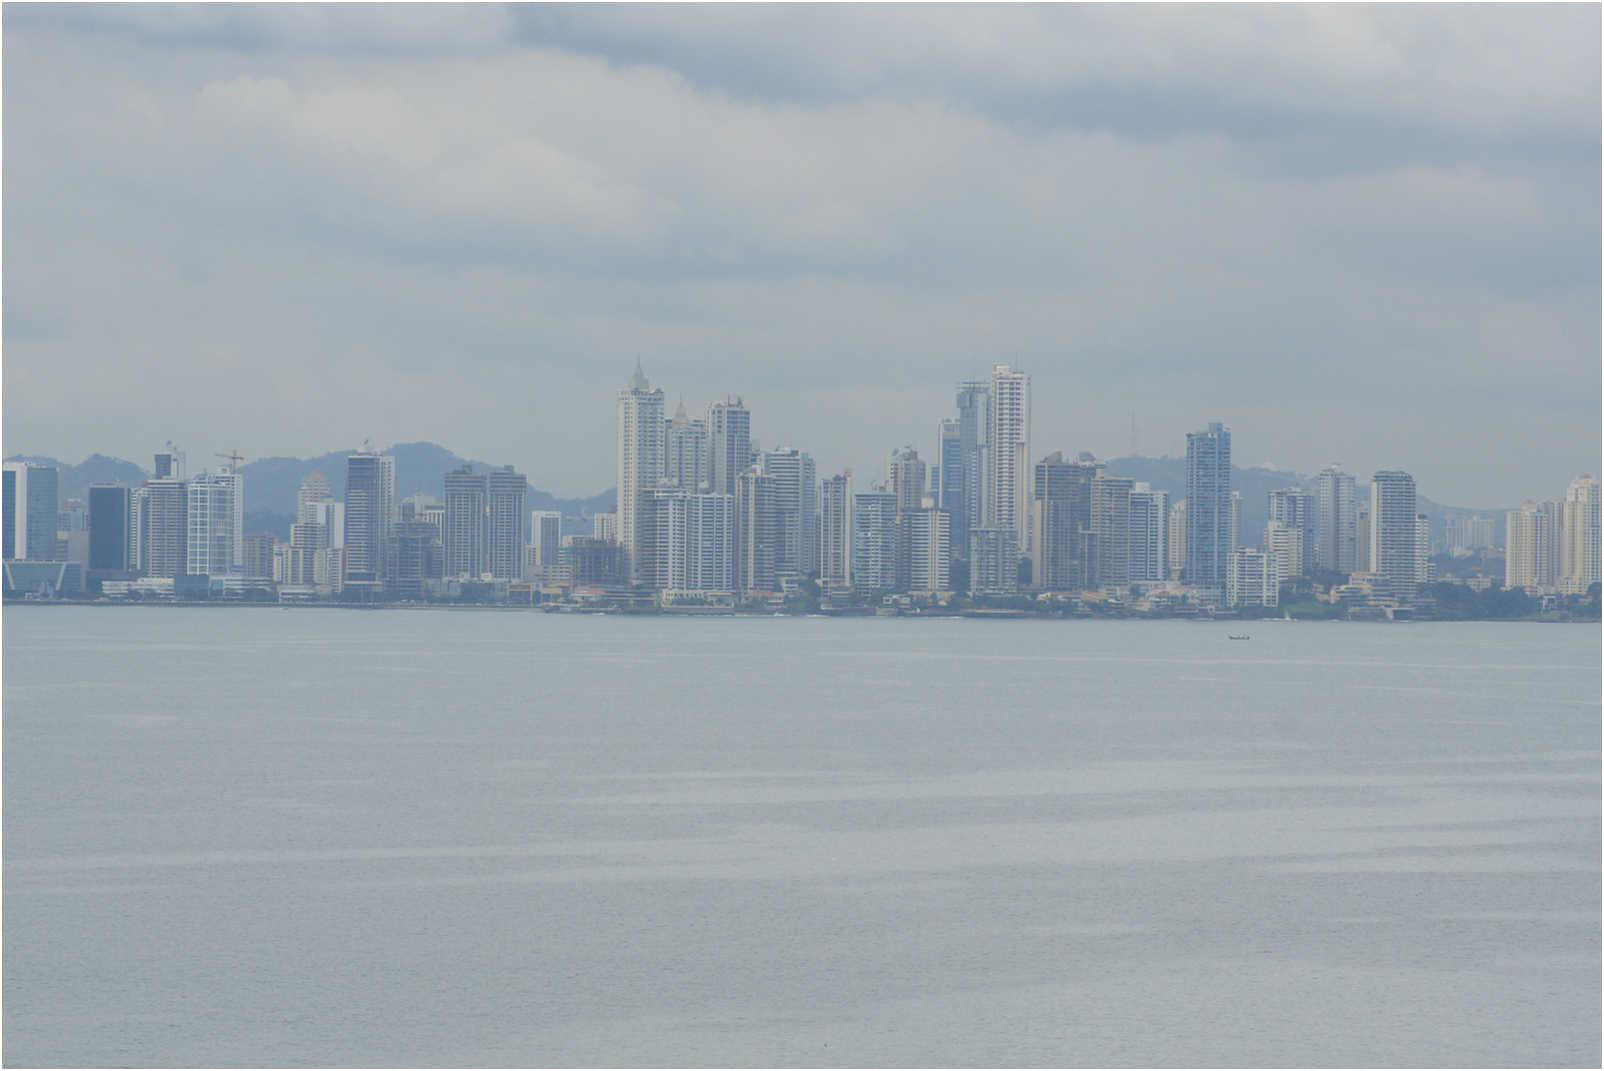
1228,634 -> 1251,640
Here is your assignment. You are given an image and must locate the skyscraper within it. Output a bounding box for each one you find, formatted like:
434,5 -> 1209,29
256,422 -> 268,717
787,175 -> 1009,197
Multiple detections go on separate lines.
665,401 -> 711,492
759,447 -> 817,581
442,467 -> 487,579
185,469 -> 244,577
1356,508 -> 1371,575
1030,452 -> 1096,592
485,466 -> 528,581
529,510 -> 563,576
1128,483 -> 1169,583
850,489 -> 898,593
1091,473 -> 1134,589
1369,469 -> 1418,600
1506,501 -> 1555,593
87,485 -> 132,573
736,468 -> 779,596
937,419 -> 967,557
1183,422 -> 1232,601
654,490 -> 735,595
1166,498 -> 1187,580
3,462 -> 59,561
907,501 -> 951,595
344,451 -> 395,589
1265,521 -> 1303,593
955,380 -> 989,557
819,472 -> 852,592
1561,475 -> 1601,594
985,365 -> 1030,552
1267,488 -> 1317,579
1227,547 -> 1278,609
1315,465 -> 1357,574
708,396 -> 751,497
617,363 -> 665,587
969,526 -> 1019,595
135,474 -> 187,579
287,471 -> 333,586
888,447 -> 928,517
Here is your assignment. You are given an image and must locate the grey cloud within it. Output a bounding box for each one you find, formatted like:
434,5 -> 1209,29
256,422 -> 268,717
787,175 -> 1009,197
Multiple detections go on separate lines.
2,6 -> 1597,505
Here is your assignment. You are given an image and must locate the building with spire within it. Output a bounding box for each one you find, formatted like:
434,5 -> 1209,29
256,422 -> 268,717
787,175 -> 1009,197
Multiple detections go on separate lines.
665,399 -> 710,492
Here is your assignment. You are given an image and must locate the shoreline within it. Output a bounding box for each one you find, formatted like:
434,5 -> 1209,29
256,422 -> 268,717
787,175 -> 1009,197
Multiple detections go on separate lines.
2,600 -> 1595,624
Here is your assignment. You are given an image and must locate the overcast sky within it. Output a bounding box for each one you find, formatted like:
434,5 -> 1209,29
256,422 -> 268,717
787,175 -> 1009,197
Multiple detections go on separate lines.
4,4 -> 1598,506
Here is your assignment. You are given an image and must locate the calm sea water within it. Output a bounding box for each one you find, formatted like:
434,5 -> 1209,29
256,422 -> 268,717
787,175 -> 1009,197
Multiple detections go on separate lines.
4,608 -> 1598,1067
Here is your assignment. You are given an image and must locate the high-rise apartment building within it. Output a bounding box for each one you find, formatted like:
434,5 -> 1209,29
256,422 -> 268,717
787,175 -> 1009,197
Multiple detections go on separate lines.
592,513 -> 617,544
485,466 -> 528,581
443,466 -> 488,579
654,490 -> 735,595
1506,501 -> 1555,593
937,420 -> 968,557
1265,521 -> 1303,594
529,510 -> 563,576
665,401 -> 710,492
242,533 -> 276,581
1183,422 -> 1232,601
1030,452 -> 1096,592
736,469 -> 779,596
135,474 -> 187,578
969,526 -> 1019,595
1446,515 -> 1496,553
850,489 -> 898,593
1369,469 -> 1418,600
1415,514 -> 1435,585
1267,488 -> 1316,579
819,473 -> 852,592
708,396 -> 751,497
984,365 -> 1030,552
760,447 -> 817,581
1356,508 -> 1371,575
955,380 -> 989,557
888,447 -> 928,516
907,501 -> 951,595
1091,473 -> 1134,589
387,519 -> 441,599
1227,547 -> 1278,609
1128,483 -> 1168,583
1315,465 -> 1357,574
1228,491 -> 1243,556
1166,498 -> 1187,580
1561,475 -> 1600,594
344,451 -> 395,589
185,469 -> 244,577
617,364 -> 665,587
285,472 -> 333,587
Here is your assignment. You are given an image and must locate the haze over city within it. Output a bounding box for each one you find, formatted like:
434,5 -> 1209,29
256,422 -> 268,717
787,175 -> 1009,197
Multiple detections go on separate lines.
4,4 -> 1599,508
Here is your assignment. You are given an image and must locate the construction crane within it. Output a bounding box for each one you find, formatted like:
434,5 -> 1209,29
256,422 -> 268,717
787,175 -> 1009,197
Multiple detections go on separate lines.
216,449 -> 245,472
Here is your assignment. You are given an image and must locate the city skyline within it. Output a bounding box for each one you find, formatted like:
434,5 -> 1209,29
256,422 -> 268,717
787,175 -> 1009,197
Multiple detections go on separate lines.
3,6 -> 1598,508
